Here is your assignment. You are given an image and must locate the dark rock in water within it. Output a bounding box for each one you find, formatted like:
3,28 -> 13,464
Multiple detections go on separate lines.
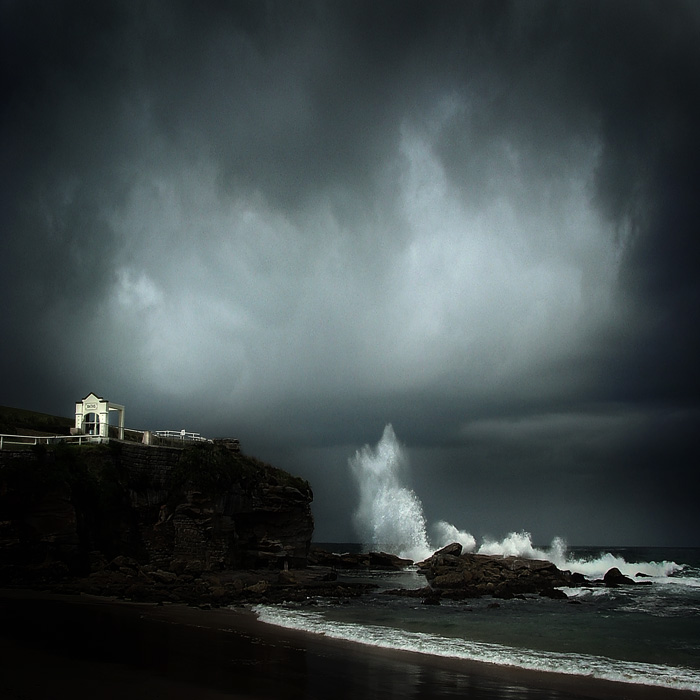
603,567 -> 636,586
45,560 -> 381,606
307,548 -> 411,571
307,550 -> 370,568
369,551 -> 413,570
539,587 -> 568,599
416,543 -> 581,600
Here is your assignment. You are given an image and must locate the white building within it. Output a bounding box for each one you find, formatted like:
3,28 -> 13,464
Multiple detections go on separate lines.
74,392 -> 125,440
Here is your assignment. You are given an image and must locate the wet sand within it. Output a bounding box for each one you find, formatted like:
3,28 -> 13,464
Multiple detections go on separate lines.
0,589 -> 697,700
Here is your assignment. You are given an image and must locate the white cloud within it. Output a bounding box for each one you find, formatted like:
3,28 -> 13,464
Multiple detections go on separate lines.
114,267 -> 163,309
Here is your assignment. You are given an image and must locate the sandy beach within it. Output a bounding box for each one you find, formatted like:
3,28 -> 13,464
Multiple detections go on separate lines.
0,588 -> 697,700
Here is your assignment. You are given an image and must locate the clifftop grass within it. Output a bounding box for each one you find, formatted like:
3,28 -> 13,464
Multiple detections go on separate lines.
0,405 -> 73,436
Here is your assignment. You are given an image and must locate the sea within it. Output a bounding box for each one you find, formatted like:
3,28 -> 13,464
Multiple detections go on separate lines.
252,424 -> 700,696
254,543 -> 700,695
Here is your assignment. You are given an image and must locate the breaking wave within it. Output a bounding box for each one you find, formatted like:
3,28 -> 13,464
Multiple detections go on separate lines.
350,424 -> 684,581
253,604 -> 700,692
349,424 -> 431,561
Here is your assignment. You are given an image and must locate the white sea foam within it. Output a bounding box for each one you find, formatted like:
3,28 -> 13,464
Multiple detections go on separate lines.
431,520 -> 476,553
350,425 -> 481,561
350,424 -> 432,561
559,552 -> 683,580
477,531 -> 566,561
349,425 -> 685,584
253,605 -> 700,692
476,533 -> 685,582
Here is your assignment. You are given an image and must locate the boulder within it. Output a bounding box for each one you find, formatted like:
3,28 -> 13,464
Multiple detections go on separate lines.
368,551 -> 413,570
539,587 -> 568,599
432,542 -> 463,558
151,569 -> 178,584
418,550 -> 579,600
603,567 -> 636,586
108,555 -> 141,572
307,549 -> 411,571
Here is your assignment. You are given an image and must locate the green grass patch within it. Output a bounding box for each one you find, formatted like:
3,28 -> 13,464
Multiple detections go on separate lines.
0,405 -> 73,436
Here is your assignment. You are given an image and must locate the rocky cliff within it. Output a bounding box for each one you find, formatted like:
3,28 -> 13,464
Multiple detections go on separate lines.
0,441 -> 314,581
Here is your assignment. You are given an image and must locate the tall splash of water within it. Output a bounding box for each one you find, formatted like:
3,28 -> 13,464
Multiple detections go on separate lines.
350,425 -> 683,578
350,424 -> 432,561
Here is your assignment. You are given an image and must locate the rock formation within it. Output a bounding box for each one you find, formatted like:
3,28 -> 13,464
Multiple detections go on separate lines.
603,566 -> 640,587
0,430 -> 645,607
0,441 -> 314,582
308,547 -> 412,570
48,553 -> 377,606
412,543 -> 576,600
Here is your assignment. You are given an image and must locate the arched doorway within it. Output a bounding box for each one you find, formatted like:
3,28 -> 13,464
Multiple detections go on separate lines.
83,412 -> 100,435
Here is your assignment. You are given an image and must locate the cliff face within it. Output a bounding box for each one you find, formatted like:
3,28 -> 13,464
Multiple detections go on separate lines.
0,441 -> 314,578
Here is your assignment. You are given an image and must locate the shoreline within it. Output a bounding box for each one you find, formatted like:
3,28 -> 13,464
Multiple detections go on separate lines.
1,589 -> 697,700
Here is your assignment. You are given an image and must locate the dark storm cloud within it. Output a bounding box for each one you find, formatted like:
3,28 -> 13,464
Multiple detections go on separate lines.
2,1 -> 698,545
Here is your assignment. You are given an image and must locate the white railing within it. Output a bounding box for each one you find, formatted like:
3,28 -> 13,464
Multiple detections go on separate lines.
0,429 -> 212,449
0,433 -> 104,449
151,430 -> 209,442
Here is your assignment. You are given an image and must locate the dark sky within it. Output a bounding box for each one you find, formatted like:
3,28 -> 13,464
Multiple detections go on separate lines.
2,0 -> 699,547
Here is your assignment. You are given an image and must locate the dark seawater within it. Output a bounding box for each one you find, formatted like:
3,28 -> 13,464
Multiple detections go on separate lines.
257,544 -> 700,694
1,546 -> 697,699
0,591 -> 624,700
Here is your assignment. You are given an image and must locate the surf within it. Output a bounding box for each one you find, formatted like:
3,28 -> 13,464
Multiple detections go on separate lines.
253,603 -> 700,692
349,424 -> 686,583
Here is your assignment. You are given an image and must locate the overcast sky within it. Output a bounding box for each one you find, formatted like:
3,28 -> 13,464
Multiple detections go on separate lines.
2,0 -> 699,547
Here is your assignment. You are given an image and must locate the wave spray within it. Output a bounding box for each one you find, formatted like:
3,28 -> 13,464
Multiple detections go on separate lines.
350,424 -> 431,561
350,424 -> 474,561
349,425 -> 684,579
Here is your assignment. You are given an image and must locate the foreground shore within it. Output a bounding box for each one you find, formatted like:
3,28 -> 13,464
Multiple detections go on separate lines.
0,589 -> 696,700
